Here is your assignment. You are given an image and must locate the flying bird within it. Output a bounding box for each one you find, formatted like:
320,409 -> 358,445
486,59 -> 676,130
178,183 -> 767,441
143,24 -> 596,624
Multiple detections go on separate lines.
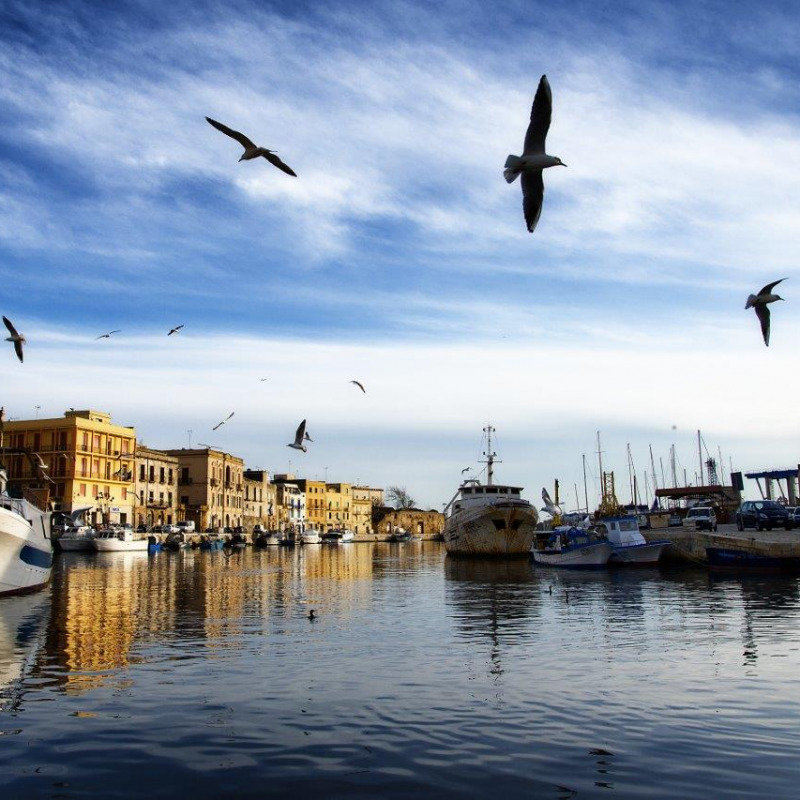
168,325 -> 184,336
349,380 -> 366,393
95,330 -> 121,340
205,117 -> 297,176
212,412 -> 235,431
541,487 -> 563,517
259,377 -> 269,382
288,419 -> 309,452
746,278 -> 787,346
504,75 -> 567,233
3,316 -> 25,362
461,467 -> 471,474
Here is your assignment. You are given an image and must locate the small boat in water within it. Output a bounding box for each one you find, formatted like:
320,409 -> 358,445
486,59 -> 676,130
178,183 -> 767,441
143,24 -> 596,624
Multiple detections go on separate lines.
321,529 -> 354,543
389,527 -> 413,542
706,547 -> 800,574
92,528 -> 150,552
0,473 -> 53,596
443,426 -> 542,557
199,534 -> 225,551
532,526 -> 613,569
299,529 -> 322,545
593,515 -> 669,567
56,506 -> 95,552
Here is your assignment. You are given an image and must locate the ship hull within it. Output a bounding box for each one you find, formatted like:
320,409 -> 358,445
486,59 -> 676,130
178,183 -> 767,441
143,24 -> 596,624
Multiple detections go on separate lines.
0,506 -> 53,597
443,503 -> 540,557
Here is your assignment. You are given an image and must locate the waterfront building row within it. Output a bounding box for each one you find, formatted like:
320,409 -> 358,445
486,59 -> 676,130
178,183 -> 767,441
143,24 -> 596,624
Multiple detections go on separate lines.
0,408 -> 384,534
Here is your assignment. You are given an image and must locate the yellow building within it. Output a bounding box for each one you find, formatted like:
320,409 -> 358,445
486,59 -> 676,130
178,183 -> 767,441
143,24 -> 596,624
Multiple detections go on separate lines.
324,482 -> 352,530
1,409 -> 136,526
165,447 -> 244,531
243,469 -> 277,531
352,485 -> 383,537
295,479 -> 326,531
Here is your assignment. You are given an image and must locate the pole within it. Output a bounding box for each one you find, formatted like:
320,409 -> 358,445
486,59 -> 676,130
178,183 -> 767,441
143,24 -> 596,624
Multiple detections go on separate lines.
697,430 -> 704,486
582,454 -> 589,514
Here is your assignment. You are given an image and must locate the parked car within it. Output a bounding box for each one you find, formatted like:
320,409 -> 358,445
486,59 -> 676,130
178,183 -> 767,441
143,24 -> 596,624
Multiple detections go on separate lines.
162,524 -> 180,534
176,520 -> 196,533
735,500 -> 793,531
668,512 -> 682,527
684,506 -> 718,532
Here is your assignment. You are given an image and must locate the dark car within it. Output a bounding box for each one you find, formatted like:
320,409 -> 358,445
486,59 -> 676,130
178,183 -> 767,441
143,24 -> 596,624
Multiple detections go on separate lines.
736,500 -> 793,531
787,507 -> 800,526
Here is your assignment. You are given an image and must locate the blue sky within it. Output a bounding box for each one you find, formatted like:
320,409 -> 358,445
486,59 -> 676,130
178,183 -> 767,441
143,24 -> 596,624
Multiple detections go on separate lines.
2,0 -> 799,510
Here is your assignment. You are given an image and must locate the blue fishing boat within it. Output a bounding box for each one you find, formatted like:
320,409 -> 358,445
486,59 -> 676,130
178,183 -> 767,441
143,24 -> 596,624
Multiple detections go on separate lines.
532,526 -> 613,569
706,547 -> 800,574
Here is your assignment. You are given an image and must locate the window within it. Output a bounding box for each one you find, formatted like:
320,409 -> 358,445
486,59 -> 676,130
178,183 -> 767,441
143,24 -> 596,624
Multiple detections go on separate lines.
139,464 -> 145,481
80,483 -> 86,496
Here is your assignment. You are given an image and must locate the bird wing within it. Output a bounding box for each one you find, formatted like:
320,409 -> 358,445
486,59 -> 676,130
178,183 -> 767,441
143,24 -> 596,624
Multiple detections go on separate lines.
461,467 -> 470,474
225,412 -> 235,422
2,316 -> 19,337
294,419 -> 307,445
523,75 -> 552,155
755,304 -> 771,346
262,151 -> 297,177
13,339 -> 23,362
521,170 -> 545,233
206,117 -> 256,150
759,277 -> 787,295
212,421 -> 224,430
350,380 -> 366,393
168,325 -> 184,335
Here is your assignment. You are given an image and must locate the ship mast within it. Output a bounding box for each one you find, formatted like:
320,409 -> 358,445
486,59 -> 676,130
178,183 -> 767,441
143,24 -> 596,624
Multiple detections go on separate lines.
482,424 -> 499,486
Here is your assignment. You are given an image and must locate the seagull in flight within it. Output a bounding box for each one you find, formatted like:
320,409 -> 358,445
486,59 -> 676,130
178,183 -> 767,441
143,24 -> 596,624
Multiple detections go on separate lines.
350,380 -> 366,393
3,316 -> 25,362
205,117 -> 297,177
95,330 -> 121,340
168,324 -> 184,336
259,377 -> 269,382
288,419 -> 309,452
746,278 -> 787,346
461,466 -> 471,474
212,412 -> 235,431
504,75 -> 567,233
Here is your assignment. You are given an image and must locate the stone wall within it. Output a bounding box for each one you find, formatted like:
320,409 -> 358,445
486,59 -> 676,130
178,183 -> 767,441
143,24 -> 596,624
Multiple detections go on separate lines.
371,508 -> 445,540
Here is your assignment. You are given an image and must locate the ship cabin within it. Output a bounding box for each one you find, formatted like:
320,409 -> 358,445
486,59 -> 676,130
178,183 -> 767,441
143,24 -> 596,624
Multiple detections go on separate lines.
451,482 -> 526,514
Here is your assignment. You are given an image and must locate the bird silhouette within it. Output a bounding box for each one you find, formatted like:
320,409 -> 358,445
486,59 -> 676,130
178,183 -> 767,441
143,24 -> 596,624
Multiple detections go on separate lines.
205,117 -> 297,176
504,75 -> 567,233
95,330 -> 121,340
288,419 -> 309,452
745,278 -> 787,346
349,380 -> 366,393
3,316 -> 25,362
168,324 -> 184,336
212,412 -> 235,431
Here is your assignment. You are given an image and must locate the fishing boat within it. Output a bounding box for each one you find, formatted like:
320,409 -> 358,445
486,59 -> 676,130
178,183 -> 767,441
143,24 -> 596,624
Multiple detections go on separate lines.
92,528 -> 150,552
593,515 -> 669,567
443,426 -> 543,557
0,473 -> 54,596
56,506 -> 95,552
299,529 -> 322,545
321,529 -> 354,543
532,526 -> 613,568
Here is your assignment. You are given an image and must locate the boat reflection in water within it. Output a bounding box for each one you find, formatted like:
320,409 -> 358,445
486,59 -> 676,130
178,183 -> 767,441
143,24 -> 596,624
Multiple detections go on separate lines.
0,592 -> 50,711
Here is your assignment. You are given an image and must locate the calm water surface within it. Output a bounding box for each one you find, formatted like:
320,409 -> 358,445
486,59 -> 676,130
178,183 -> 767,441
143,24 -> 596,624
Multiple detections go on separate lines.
2,543 -> 800,798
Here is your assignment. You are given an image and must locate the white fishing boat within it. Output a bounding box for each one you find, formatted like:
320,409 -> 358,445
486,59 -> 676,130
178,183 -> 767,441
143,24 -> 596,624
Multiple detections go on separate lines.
532,526 -> 613,568
593,516 -> 669,567
443,426 -> 543,557
92,528 -> 150,552
0,470 -> 54,596
56,506 -> 95,552
299,529 -> 322,545
321,529 -> 354,543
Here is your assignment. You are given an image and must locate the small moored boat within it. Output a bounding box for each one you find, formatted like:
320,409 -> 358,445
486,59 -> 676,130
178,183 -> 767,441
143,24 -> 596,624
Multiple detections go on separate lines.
56,506 -> 95,552
321,529 -> 354,543
532,526 -> 613,569
299,529 -> 322,545
594,515 -> 670,567
92,528 -> 150,552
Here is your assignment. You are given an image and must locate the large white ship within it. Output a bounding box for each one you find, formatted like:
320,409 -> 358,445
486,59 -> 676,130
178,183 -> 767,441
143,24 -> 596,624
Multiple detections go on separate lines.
443,426 -> 542,557
0,469 -> 53,596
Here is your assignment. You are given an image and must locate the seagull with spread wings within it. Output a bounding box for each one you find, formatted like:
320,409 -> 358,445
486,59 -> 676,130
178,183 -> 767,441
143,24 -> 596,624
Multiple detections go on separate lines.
168,324 -> 184,336
95,330 -> 121,340
212,412 -> 235,431
3,316 -> 25,362
746,278 -> 787,347
503,75 -> 567,233
288,419 -> 309,452
350,380 -> 366,393
205,117 -> 297,176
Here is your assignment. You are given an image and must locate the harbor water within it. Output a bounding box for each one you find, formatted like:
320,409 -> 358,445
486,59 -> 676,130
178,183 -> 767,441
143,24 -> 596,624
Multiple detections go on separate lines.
2,543 -> 800,798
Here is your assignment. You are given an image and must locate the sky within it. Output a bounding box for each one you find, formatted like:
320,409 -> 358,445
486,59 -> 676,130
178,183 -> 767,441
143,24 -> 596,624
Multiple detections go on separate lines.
1,0 -> 799,511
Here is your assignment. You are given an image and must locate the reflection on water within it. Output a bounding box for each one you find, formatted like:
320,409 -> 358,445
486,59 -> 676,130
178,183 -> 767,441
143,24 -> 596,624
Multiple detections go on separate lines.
1,545 -> 800,797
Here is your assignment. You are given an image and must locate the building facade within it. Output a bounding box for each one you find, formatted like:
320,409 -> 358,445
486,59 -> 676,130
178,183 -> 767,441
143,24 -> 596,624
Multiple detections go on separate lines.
352,485 -> 383,536
1,409 -> 136,526
272,474 -> 306,532
243,469 -> 277,531
166,447 -> 245,531
134,444 -> 180,528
